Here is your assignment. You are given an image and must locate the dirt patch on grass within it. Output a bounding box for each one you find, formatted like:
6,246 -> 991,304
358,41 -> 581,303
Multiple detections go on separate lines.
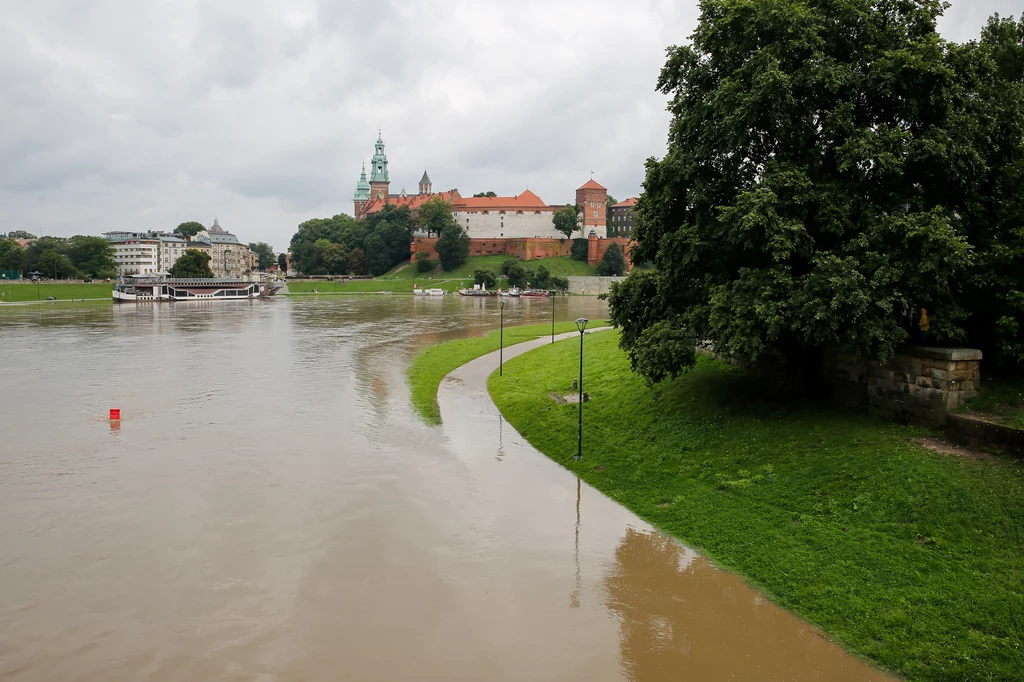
913,436 -> 994,461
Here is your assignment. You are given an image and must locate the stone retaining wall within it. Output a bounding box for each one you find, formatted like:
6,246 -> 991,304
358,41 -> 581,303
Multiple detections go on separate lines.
821,346 -> 982,426
566,275 -> 626,295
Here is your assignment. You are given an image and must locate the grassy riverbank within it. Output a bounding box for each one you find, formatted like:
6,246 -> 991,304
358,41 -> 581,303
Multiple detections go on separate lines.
406,320 -> 606,425
0,282 -> 112,302
385,255 -> 596,281
489,330 -> 1024,682
285,278 -> 471,294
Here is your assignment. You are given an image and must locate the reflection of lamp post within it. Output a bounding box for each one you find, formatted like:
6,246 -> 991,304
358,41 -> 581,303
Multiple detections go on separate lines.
499,298 -> 506,376
574,317 -> 589,460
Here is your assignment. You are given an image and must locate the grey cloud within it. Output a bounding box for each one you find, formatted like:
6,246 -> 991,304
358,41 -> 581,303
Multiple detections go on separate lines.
0,0 -> 1015,251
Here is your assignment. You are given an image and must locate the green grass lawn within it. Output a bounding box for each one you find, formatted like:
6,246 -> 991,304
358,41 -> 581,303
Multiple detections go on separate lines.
963,376 -> 1024,429
406,320 -> 607,425
0,282 -> 113,302
285,278 -> 473,294
489,330 -> 1024,682
388,255 -> 597,281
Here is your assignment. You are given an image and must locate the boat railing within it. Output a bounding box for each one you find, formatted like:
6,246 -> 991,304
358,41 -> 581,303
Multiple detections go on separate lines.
122,277 -> 253,285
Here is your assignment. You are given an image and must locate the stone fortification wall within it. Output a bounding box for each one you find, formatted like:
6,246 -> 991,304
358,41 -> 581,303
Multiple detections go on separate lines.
411,237 -> 573,262
567,276 -> 626,295
411,237 -> 625,263
821,346 -> 982,426
451,210 -> 578,240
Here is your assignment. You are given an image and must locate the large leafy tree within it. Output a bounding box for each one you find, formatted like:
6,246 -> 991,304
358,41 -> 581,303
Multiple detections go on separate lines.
24,237 -> 70,274
37,250 -> 77,279
552,204 -> 581,239
948,13 -> 1024,365
68,236 -> 116,278
611,0 -> 978,386
0,237 -> 25,271
173,221 -> 206,238
248,242 -> 276,271
6,230 -> 35,240
436,223 -> 470,271
168,249 -> 214,278
418,198 -> 456,238
596,242 -> 627,276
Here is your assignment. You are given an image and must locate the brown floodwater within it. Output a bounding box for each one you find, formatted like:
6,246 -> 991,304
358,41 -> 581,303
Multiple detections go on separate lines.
0,297 -> 894,681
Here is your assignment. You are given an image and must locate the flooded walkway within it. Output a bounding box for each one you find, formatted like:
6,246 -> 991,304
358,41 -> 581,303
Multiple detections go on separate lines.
438,334 -> 894,681
0,298 -> 892,681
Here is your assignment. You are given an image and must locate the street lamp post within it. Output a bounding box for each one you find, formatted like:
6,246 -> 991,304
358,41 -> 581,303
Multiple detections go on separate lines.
551,290 -> 555,343
574,317 -> 589,460
499,298 -> 506,376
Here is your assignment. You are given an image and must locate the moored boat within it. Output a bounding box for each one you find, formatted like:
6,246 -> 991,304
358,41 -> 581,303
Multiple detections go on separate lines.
414,286 -> 445,296
113,276 -> 265,302
520,288 -> 550,298
500,287 -> 521,297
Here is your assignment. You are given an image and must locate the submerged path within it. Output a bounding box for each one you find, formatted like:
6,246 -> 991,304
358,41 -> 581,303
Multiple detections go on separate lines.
437,334 -> 895,682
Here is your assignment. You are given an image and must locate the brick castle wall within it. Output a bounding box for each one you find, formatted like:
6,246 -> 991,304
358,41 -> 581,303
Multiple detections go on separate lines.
411,236 -> 633,268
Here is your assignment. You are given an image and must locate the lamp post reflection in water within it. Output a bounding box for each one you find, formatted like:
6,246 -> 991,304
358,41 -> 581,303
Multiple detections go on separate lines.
574,317 -> 588,460
570,477 -> 581,608
499,298 -> 506,376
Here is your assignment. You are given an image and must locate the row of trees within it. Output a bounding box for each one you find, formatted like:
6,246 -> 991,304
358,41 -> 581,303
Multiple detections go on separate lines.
0,235 -> 116,279
609,3 -> 1024,384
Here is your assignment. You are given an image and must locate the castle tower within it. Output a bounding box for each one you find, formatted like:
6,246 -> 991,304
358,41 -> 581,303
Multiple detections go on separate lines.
576,178 -> 608,238
419,170 -> 432,196
353,162 -> 371,217
369,132 -> 390,200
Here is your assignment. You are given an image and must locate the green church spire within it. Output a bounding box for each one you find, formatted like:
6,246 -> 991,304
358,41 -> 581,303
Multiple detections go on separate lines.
353,161 -> 370,201
370,131 -> 389,183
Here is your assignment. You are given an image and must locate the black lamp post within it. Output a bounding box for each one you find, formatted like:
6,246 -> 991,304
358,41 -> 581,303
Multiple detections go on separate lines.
551,290 -> 555,343
574,317 -> 589,460
499,298 -> 506,376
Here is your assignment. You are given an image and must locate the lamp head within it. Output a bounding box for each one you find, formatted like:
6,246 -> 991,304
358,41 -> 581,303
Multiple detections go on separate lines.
575,317 -> 589,333
499,298 -> 505,309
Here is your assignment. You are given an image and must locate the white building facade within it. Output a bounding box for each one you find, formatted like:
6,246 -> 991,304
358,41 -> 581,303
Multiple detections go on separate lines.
104,232 -> 161,275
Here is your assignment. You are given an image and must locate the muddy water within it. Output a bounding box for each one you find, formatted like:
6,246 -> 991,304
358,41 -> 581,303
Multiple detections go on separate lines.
0,298 -> 892,681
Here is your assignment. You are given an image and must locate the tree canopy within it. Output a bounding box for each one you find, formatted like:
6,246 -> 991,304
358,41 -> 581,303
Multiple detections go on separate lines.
552,204 -> 581,239
418,198 -> 457,238
6,230 -> 35,240
36,250 -> 76,279
596,242 -> 627,276
169,249 -> 214,278
287,206 -> 413,276
173,221 -> 206,238
0,238 -> 24,271
473,191 -> 498,197
248,242 -> 276,271
68,236 -> 116,278
610,1 -> 1024,385
436,222 -> 470,271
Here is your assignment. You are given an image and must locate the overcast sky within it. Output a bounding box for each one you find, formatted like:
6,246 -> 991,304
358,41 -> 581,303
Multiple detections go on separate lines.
3,0 -> 1020,251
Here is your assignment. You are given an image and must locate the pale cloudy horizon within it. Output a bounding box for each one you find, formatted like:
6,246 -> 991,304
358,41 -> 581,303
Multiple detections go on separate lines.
2,0 -> 1020,252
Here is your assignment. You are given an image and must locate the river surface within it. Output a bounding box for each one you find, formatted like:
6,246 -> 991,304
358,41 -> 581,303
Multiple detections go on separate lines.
0,297 -> 892,681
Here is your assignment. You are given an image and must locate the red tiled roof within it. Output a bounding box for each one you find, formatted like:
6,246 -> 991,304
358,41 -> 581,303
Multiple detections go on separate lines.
362,190 -> 462,215
611,197 -> 638,208
453,189 -> 548,210
577,179 -> 606,191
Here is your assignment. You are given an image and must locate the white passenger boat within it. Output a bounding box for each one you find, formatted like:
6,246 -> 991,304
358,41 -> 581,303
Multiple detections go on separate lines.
113,276 -> 265,302
413,286 -> 445,296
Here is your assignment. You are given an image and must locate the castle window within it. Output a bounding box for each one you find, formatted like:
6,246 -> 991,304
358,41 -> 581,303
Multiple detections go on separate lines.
593,211 -> 598,217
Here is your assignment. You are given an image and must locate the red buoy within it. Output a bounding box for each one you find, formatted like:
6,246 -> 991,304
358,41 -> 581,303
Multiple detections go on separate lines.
109,408 -> 121,421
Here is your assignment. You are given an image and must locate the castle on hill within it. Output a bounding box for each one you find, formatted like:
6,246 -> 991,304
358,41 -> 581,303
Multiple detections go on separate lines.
352,133 -> 608,239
